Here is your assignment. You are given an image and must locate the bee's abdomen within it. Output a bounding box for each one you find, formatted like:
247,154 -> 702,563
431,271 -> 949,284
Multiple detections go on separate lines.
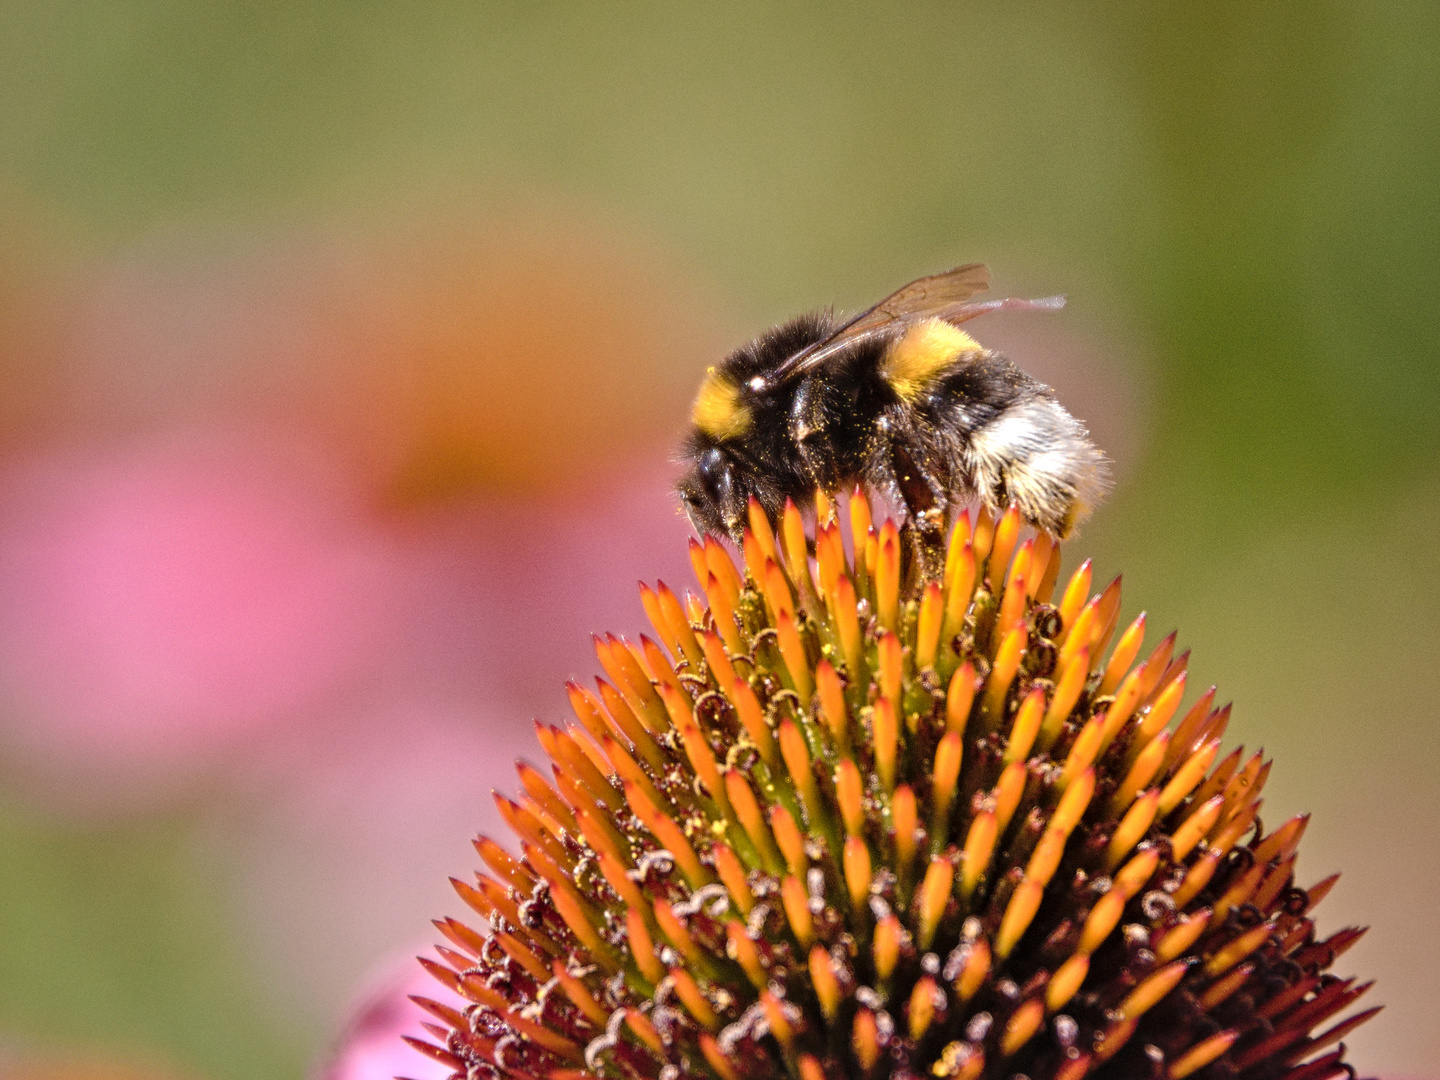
928,351 -> 1039,434
933,351 -> 1109,537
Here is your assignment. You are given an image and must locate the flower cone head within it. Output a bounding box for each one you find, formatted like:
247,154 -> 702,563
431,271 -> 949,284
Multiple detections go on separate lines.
409,491 -> 1376,1080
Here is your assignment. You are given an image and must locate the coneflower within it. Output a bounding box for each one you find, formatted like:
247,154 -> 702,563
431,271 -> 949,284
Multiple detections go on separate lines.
407,492 -> 1376,1080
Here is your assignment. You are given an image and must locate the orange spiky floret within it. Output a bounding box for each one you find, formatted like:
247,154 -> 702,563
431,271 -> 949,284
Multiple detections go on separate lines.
413,489 -> 1376,1080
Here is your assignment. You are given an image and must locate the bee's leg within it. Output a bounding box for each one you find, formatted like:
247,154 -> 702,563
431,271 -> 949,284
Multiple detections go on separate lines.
887,437 -> 949,582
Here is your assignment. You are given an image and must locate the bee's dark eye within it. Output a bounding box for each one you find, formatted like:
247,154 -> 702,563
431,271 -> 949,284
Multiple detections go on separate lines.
697,447 -> 731,501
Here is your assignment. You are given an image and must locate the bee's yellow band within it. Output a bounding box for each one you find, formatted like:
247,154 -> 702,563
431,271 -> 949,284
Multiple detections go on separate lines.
882,318 -> 980,401
691,372 -> 752,439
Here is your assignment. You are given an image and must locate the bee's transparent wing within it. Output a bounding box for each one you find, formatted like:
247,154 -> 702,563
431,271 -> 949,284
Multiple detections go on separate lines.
771,263 -> 1065,383
770,264 -> 991,380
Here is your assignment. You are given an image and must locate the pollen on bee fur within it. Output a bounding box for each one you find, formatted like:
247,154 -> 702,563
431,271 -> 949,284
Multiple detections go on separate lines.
881,317 -> 981,402
691,370 -> 752,440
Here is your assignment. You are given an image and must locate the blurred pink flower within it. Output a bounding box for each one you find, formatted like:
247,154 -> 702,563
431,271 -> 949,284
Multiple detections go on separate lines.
216,703 -> 527,1028
0,208 -> 718,823
316,952 -> 466,1080
392,462 -> 697,719
211,465 -> 696,1028
0,426 -> 398,814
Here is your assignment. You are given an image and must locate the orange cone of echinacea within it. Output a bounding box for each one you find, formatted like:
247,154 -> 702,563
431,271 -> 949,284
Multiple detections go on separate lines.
409,489 -> 1376,1080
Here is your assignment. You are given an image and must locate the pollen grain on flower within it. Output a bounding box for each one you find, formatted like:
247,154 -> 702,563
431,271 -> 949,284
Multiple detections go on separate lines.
410,489 -> 1376,1080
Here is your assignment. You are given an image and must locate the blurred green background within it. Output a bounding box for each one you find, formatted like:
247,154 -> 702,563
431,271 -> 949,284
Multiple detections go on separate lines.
0,2 -> 1436,1078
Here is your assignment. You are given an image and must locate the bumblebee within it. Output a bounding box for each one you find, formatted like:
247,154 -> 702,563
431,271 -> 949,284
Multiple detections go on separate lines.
677,264 -> 1110,560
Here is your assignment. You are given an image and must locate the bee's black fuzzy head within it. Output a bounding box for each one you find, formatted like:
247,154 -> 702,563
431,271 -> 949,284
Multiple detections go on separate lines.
679,312 -> 835,540
676,438 -> 746,539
